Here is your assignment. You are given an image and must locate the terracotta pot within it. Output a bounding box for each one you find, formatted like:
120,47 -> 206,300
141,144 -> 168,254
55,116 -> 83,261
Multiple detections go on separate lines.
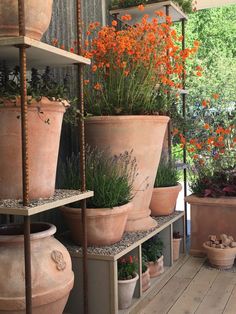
203,242 -> 236,269
150,183 -> 182,216
85,115 -> 169,231
0,222 -> 74,314
142,268 -> 151,292
118,273 -> 139,310
60,202 -> 131,246
148,255 -> 164,278
0,97 -> 67,200
0,0 -> 53,40
186,195 -> 236,257
173,238 -> 182,261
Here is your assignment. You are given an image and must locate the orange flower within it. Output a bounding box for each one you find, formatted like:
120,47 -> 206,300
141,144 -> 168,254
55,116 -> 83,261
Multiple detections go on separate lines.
121,14 -> 132,21
112,20 -> 118,27
92,65 -> 98,72
84,80 -> 90,85
138,4 -> 144,11
202,100 -> 208,108
172,128 -> 179,136
194,40 -> 200,47
196,71 -> 202,77
193,154 -> 199,160
94,83 -> 102,91
212,93 -> 219,100
70,47 -> 75,53
155,10 -> 164,17
204,123 -> 210,130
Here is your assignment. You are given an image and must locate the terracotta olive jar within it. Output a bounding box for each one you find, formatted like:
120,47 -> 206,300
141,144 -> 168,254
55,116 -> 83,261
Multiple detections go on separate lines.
0,222 -> 74,314
0,97 -> 67,200
203,242 -> 236,269
60,202 -> 132,246
85,116 -> 169,231
148,255 -> 164,278
150,183 -> 182,216
0,0 -> 53,40
186,195 -> 236,257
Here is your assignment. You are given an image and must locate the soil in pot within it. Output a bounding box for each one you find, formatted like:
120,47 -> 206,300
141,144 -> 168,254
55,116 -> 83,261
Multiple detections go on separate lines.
0,222 -> 74,314
118,273 -> 139,310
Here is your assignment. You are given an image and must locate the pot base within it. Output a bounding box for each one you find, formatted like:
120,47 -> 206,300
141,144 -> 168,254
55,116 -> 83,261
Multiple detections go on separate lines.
125,215 -> 157,232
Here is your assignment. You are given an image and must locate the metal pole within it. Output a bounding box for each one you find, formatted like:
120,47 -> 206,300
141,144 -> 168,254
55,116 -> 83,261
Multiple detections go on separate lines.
76,1 -> 88,313
181,18 -> 188,236
18,1 -> 32,313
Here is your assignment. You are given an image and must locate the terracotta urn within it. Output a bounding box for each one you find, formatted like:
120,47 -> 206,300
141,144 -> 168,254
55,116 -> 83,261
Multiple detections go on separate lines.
0,0 -> 53,40
85,115 -> 169,231
142,268 -> 151,292
173,238 -> 182,261
118,273 -> 139,310
203,242 -> 236,269
0,222 -> 74,314
60,202 -> 131,246
0,97 -> 67,200
148,255 -> 164,278
150,183 -> 182,216
186,195 -> 236,257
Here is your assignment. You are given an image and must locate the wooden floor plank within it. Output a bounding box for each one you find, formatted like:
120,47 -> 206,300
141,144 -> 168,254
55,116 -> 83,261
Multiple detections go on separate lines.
167,267 -> 219,314
195,271 -> 235,314
223,285 -> 236,314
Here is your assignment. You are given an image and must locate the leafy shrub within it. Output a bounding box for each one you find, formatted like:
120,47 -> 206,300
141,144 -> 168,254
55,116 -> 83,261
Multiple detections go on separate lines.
154,159 -> 180,187
142,236 -> 164,263
118,255 -> 138,280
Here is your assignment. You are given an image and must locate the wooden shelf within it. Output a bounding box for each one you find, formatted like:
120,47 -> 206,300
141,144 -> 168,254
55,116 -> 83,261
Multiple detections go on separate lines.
0,36 -> 91,67
109,1 -> 187,25
0,189 -> 94,216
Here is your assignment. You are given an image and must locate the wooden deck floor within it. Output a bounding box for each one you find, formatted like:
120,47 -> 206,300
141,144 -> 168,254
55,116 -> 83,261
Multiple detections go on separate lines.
140,256 -> 236,314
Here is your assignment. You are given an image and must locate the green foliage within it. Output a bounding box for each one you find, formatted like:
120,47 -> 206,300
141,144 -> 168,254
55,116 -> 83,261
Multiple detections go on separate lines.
118,256 -> 138,280
58,147 -> 137,208
154,159 -> 180,187
142,254 -> 148,273
0,64 -> 70,101
142,236 -> 164,262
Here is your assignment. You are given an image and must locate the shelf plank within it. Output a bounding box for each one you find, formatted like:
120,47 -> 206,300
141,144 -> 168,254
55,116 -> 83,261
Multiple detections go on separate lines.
0,36 -> 91,67
0,190 -> 94,216
110,1 -> 187,25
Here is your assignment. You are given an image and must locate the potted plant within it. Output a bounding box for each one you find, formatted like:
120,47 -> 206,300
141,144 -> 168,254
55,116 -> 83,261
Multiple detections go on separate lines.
0,0 -> 53,40
0,65 -> 69,200
83,14 -> 198,232
203,234 -> 236,269
183,107 -> 236,256
118,255 -> 139,310
173,231 -> 182,261
150,159 -> 182,216
59,147 -> 136,246
142,236 -> 164,277
141,254 -> 151,292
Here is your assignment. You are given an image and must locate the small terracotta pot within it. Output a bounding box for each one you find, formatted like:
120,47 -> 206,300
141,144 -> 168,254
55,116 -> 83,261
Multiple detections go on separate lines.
148,255 -> 164,278
61,203 -> 132,246
118,273 -> 139,310
203,242 -> 236,269
0,0 -> 53,40
150,184 -> 182,216
0,97 -> 67,200
173,238 -> 182,261
142,268 -> 151,292
0,222 -> 74,314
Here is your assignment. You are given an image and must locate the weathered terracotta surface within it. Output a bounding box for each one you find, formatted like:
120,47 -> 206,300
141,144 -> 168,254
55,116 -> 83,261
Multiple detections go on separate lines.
203,242 -> 236,269
85,116 -> 169,231
186,195 -> 236,257
0,0 -> 53,40
61,202 -> 131,246
0,98 -> 66,200
148,255 -> 164,278
173,238 -> 182,261
150,183 -> 182,216
142,268 -> 151,292
0,223 -> 74,314
118,273 -> 139,310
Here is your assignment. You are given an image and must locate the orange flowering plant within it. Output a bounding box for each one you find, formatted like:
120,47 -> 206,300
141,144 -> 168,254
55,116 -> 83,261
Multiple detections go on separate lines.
83,13 -> 199,115
118,255 -> 138,280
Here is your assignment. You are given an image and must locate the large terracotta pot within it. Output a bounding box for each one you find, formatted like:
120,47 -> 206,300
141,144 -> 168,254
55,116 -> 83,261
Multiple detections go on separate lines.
150,183 -> 182,216
0,97 -> 67,200
142,268 -> 151,292
85,116 -> 169,231
60,202 -> 131,246
203,242 -> 236,269
0,0 -> 53,40
0,222 -> 74,314
118,273 -> 139,310
148,255 -> 164,278
186,195 -> 236,257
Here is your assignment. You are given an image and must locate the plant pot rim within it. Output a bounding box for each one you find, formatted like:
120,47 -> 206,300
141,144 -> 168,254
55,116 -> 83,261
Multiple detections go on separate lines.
61,202 -> 132,217
85,115 -> 170,123
153,183 -> 182,192
185,194 -> 236,207
173,237 -> 182,241
203,242 -> 236,253
148,255 -> 164,264
118,272 -> 139,283
142,268 -> 149,275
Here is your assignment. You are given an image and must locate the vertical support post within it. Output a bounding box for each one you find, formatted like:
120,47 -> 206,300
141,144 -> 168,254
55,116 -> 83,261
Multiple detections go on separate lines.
181,18 -> 188,236
18,1 -> 32,313
76,1 -> 88,313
